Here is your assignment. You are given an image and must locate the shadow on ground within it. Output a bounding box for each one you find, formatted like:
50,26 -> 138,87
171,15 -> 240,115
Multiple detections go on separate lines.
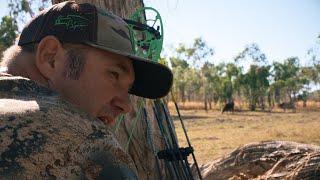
171,115 -> 210,120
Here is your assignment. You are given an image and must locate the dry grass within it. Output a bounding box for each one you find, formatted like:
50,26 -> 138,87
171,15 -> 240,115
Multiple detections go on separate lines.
170,108 -> 320,165
168,100 -> 320,111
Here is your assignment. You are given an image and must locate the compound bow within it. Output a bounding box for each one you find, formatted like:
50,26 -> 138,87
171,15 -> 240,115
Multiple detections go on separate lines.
122,7 -> 203,180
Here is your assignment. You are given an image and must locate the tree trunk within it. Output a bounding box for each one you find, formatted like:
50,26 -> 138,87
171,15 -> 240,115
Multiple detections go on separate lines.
208,97 -> 212,110
195,141 -> 320,180
267,90 -> 273,109
52,1 -> 171,179
250,95 -> 256,111
204,92 -> 208,111
187,91 -> 191,102
287,90 -> 293,104
260,96 -> 265,110
274,88 -> 280,104
180,85 -> 186,103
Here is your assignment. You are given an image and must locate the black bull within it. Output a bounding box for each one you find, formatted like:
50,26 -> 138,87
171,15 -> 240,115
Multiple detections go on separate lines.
222,102 -> 234,113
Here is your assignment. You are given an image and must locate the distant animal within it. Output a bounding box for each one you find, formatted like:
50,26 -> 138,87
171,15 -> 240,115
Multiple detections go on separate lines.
278,102 -> 296,112
222,102 -> 235,113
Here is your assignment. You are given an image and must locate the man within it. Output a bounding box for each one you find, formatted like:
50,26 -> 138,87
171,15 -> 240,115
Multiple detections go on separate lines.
0,1 -> 172,179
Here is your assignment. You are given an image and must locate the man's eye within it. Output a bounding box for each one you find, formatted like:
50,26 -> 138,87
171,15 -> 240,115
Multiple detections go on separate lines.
109,71 -> 119,79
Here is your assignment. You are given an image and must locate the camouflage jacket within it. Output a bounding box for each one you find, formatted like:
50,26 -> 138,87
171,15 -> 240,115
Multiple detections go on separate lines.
0,74 -> 137,179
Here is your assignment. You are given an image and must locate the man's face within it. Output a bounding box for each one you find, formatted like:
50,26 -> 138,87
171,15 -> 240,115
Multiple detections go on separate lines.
52,45 -> 135,126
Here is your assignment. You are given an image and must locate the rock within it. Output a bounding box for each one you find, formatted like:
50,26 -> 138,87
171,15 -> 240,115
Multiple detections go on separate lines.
194,141 -> 320,180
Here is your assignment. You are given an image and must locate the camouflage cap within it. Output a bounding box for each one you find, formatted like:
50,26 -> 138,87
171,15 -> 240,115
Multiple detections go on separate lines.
18,1 -> 173,99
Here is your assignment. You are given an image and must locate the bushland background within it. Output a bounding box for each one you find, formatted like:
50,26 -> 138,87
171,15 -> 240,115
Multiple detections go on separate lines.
0,0 -> 319,165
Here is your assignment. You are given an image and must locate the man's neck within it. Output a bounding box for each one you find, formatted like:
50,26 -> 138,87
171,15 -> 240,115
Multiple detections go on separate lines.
5,54 -> 49,87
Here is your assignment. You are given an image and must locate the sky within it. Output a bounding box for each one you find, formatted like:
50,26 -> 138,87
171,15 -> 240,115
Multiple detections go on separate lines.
143,0 -> 320,66
0,3 -> 8,17
0,0 -> 319,66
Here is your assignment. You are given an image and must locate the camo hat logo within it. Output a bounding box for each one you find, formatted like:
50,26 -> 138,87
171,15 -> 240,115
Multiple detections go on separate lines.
18,1 -> 173,99
54,15 -> 89,30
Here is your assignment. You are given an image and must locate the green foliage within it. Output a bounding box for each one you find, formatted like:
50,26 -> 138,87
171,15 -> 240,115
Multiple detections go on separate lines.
235,43 -> 267,67
175,38 -> 216,109
168,39 -> 318,110
240,65 -> 270,110
270,57 -> 309,104
0,16 -> 18,53
220,77 -> 233,102
273,57 -> 300,81
158,57 -> 168,66
176,37 -> 214,68
8,0 -> 50,18
0,0 -> 51,59
8,0 -> 33,17
225,63 -> 240,80
170,56 -> 189,69
170,56 -> 190,102
170,38 -> 214,107
233,44 -> 270,110
307,36 -> 320,84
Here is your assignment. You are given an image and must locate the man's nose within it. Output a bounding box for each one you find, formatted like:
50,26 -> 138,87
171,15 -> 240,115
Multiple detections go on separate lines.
113,92 -> 132,114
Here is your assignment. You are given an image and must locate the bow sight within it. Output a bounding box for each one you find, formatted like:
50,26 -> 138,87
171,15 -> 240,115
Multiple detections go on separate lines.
124,7 -> 203,180
124,7 -> 163,62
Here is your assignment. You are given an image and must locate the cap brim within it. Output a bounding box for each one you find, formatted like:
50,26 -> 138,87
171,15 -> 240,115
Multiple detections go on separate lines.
85,42 -> 173,99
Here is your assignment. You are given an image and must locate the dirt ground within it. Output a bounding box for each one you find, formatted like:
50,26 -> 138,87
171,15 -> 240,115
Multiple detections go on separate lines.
170,108 -> 320,165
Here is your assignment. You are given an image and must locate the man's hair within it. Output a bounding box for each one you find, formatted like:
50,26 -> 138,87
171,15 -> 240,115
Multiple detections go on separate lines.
1,43 -> 86,79
63,44 -> 86,80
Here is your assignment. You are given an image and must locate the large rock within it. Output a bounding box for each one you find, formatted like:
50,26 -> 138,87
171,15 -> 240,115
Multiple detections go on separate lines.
195,141 -> 320,180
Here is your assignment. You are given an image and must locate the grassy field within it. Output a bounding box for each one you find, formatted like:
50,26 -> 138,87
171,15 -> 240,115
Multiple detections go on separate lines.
169,104 -> 320,165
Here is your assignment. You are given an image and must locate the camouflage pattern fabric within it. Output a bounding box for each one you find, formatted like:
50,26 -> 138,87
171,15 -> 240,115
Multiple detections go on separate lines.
0,74 -> 138,179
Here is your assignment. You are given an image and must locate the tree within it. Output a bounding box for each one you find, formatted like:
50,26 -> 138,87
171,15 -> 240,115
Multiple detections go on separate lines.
234,43 -> 270,111
176,38 -> 214,110
224,62 -> 241,103
185,68 -> 201,102
238,65 -> 270,111
234,43 -> 267,70
0,16 -> 18,55
0,0 -> 50,59
176,37 -> 214,68
202,62 -> 220,109
271,57 -> 308,104
307,35 -> 320,104
170,56 -> 190,102
8,0 -> 50,19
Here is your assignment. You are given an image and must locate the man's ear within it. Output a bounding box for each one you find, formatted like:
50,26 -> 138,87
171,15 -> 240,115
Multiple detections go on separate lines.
35,36 -> 62,80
